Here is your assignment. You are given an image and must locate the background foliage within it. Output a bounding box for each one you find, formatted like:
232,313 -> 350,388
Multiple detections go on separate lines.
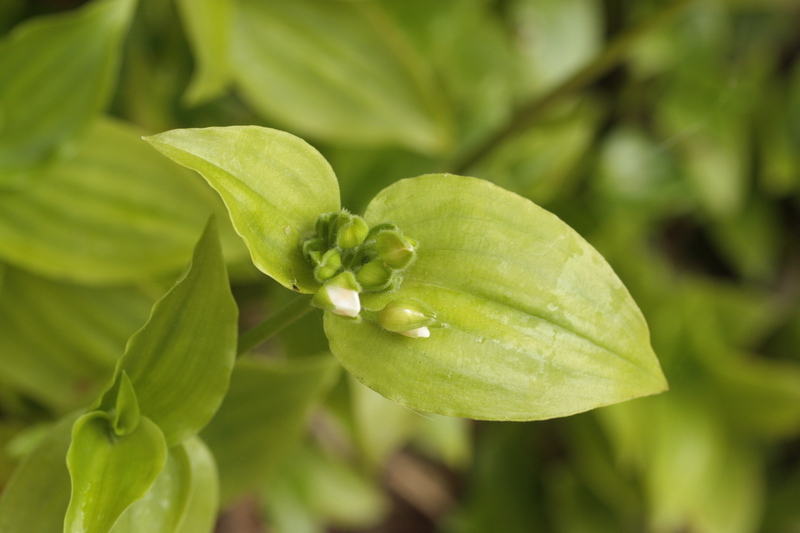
1,0 -> 799,532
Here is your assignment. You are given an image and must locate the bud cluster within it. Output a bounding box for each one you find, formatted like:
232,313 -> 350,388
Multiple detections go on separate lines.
302,211 -> 437,337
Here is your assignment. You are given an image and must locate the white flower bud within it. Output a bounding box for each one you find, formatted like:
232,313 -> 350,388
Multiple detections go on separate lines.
398,326 -> 430,338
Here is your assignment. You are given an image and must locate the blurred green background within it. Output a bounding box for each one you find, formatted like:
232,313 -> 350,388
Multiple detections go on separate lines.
1,0 -> 799,531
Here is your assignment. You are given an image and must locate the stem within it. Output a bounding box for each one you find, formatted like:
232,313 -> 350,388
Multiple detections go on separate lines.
237,294 -> 315,355
448,0 -> 693,175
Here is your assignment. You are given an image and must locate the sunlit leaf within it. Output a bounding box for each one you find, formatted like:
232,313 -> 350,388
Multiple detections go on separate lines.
95,219 -> 238,446
0,117 -> 219,283
0,0 -> 135,182
326,174 -> 667,420
230,0 -> 451,154
201,355 -> 338,504
144,126 -> 340,293
65,410 -> 167,533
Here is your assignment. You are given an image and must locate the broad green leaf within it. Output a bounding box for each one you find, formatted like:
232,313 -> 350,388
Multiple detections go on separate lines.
175,0 -> 233,105
0,414 -> 76,533
230,0 -> 451,154
0,0 -> 135,181
110,437 -> 218,533
201,355 -> 338,504
326,174 -> 667,420
144,126 -> 340,293
0,266 -> 153,413
96,219 -> 238,446
0,117 -> 221,283
65,411 -> 167,533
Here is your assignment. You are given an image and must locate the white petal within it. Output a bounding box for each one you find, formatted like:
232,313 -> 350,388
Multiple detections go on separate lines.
326,285 -> 360,317
398,326 -> 430,338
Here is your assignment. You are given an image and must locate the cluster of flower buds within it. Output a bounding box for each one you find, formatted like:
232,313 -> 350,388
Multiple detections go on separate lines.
302,211 -> 436,337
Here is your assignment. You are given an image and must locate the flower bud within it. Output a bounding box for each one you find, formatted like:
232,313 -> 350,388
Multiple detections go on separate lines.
356,260 -> 396,291
315,212 -> 340,245
398,326 -> 430,338
378,298 -> 436,333
312,271 -> 361,318
375,230 -> 416,269
313,249 -> 342,282
336,214 -> 369,250
301,237 -> 326,266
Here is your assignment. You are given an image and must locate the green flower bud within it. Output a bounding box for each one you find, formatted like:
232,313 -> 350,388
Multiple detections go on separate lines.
336,214 -> 369,250
312,271 -> 362,318
375,230 -> 416,269
356,260 -> 399,291
378,298 -> 436,334
313,249 -> 342,282
301,237 -> 326,265
315,212 -> 340,245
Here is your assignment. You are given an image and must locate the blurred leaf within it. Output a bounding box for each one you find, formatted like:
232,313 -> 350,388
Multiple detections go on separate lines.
175,0 -> 233,105
448,422 -> 545,533
413,413 -> 472,470
510,0 -> 602,95
65,410 -> 167,533
0,0 -> 135,182
201,355 -> 338,504
95,219 -> 238,446
0,414 -> 76,533
144,126 -> 340,293
595,125 -> 685,211
376,0 -> 516,145
0,266 -> 153,413
230,0 -> 452,154
0,117 -> 220,284
264,443 -> 386,533
327,174 -> 667,420
349,375 -> 420,466
708,197 -> 784,282
474,102 -> 600,205
600,393 -> 763,533
110,436 -> 218,533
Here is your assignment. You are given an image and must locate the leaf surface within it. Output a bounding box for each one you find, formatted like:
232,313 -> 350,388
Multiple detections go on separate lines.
144,126 -> 340,293
65,411 -> 167,533
230,0 -> 451,153
0,0 -> 134,181
0,118 -> 217,283
96,219 -> 238,445
326,174 -> 667,420
201,355 -> 337,504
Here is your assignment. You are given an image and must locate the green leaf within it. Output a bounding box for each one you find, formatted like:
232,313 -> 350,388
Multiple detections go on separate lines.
0,414 -> 76,533
96,219 -> 238,446
0,0 -> 135,181
175,0 -> 233,105
110,437 -> 218,533
144,126 -> 340,293
201,355 -> 338,504
326,174 -> 667,420
0,266 -> 154,413
230,0 -> 451,154
0,117 -> 221,283
65,411 -> 167,533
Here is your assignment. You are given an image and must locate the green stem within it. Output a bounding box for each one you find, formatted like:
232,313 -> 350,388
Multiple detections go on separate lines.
448,0 -> 693,175
237,294 -> 315,355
